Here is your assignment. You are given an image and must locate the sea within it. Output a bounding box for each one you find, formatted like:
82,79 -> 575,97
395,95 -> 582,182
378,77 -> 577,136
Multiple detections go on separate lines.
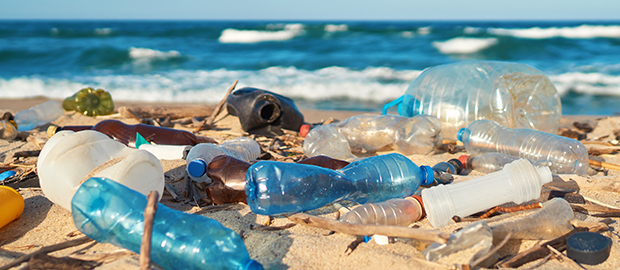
1,20 -> 619,115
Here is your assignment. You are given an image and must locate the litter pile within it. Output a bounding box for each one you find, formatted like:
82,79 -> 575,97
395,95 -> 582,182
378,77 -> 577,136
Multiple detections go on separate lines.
1,61 -> 620,270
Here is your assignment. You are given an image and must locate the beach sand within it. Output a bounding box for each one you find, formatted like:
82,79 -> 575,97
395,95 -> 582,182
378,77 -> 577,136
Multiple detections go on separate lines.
1,97 -> 619,270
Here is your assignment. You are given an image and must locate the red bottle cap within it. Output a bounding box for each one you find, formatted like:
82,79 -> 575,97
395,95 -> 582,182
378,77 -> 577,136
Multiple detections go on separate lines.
299,124 -> 310,138
458,155 -> 470,169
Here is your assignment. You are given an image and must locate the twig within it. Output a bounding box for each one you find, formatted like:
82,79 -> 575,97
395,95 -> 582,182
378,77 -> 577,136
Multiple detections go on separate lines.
252,223 -> 297,231
547,245 -> 587,270
140,191 -> 159,270
206,80 -> 238,126
0,236 -> 93,270
69,249 -> 135,263
287,212 -> 450,244
479,202 -> 543,219
471,232 -> 512,267
589,159 -> 620,171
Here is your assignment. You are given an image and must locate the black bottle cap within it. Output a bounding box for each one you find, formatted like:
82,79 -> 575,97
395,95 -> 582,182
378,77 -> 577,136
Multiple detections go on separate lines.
566,231 -> 612,265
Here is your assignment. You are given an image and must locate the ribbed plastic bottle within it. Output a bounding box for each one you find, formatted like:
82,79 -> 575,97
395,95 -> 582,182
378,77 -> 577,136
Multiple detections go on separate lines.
37,130 -> 164,211
72,177 -> 262,270
339,195 -> 425,226
422,158 -> 552,228
63,87 -> 114,116
303,114 -> 442,161
186,137 -> 261,184
0,186 -> 24,229
14,100 -> 64,131
382,61 -> 562,140
458,119 -> 588,174
246,153 -> 434,216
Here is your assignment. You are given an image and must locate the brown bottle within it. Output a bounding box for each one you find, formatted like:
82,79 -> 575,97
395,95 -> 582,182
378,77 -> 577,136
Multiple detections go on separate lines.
47,119 -> 215,146
205,155 -> 351,205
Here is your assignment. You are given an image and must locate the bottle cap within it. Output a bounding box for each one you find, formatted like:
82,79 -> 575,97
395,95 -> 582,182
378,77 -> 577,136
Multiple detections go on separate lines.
458,155 -> 470,169
567,231 -> 611,265
410,195 -> 425,218
187,159 -> 208,178
456,128 -> 470,142
243,259 -> 264,270
447,158 -> 463,174
420,166 -> 435,186
299,124 -> 310,138
47,125 -> 59,138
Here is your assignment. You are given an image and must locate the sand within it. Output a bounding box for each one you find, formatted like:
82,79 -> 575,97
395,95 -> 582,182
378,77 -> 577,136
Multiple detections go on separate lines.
1,97 -> 620,270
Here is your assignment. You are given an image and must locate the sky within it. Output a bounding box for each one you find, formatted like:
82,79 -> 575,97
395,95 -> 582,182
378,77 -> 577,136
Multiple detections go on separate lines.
1,0 -> 620,21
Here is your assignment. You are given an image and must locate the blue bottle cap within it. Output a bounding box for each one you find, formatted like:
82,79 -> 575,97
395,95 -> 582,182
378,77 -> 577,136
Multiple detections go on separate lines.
0,170 -> 17,181
244,260 -> 264,270
420,166 -> 435,186
363,235 -> 372,243
457,128 -> 470,143
187,159 -> 208,177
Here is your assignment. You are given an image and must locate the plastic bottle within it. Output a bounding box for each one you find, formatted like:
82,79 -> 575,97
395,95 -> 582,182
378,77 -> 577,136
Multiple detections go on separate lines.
0,185 -> 24,229
339,195 -> 425,226
458,119 -> 588,174
382,61 -> 562,140
72,177 -> 262,270
134,133 -> 191,160
37,130 -> 164,211
421,158 -> 552,228
47,119 -> 215,146
489,198 -> 574,240
303,114 -> 442,161
63,87 -> 114,116
186,137 -> 261,184
14,100 -> 64,131
246,153 -> 434,216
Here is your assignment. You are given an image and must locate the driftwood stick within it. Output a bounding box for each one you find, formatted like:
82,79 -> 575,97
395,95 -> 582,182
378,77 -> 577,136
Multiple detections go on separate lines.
206,80 -> 238,126
287,212 -> 450,244
118,105 -> 216,119
589,159 -> 620,171
140,191 -> 159,270
0,236 -> 93,270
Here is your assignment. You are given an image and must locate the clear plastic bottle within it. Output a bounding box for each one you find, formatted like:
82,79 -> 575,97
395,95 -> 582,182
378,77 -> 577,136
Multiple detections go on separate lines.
339,195 -> 424,226
382,61 -> 561,140
489,198 -> 574,240
246,153 -> 434,216
186,137 -> 261,184
63,87 -> 114,116
421,158 -> 552,228
14,100 -> 64,131
72,177 -> 262,270
302,114 -> 442,161
458,119 -> 588,174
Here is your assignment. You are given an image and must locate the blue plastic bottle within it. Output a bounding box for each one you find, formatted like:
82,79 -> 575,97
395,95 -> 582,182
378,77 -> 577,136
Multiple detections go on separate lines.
245,153 -> 434,215
72,177 -> 262,270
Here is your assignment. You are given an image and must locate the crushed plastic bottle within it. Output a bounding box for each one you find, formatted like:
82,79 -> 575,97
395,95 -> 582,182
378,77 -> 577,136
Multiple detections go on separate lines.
458,119 -> 588,174
186,137 -> 261,184
423,221 -> 494,267
422,158 -> 552,228
246,153 -> 434,216
339,195 -> 424,226
489,198 -> 574,240
38,130 -> 164,211
0,185 -> 24,229
72,177 -> 262,270
303,114 -> 442,161
383,61 -> 562,140
14,100 -> 64,131
63,87 -> 114,116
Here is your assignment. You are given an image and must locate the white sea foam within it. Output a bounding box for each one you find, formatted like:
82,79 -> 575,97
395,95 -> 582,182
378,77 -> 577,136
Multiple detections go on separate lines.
464,27 -> 482,34
418,27 -> 431,35
129,47 -> 181,60
324,24 -> 348,32
549,72 -> 620,95
219,24 -> 305,43
94,28 -> 112,35
401,31 -> 414,38
433,37 -> 498,54
488,24 -> 620,39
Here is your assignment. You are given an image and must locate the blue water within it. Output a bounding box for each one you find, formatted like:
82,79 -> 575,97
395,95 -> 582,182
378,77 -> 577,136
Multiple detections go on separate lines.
1,20 -> 619,115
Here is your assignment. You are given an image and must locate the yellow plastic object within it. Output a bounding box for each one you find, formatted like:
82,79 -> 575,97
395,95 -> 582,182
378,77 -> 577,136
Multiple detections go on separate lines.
63,87 -> 114,117
0,186 -> 25,228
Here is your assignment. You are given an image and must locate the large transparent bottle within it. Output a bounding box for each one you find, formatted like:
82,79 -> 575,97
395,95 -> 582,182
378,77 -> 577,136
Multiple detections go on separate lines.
382,61 -> 561,140
303,114 -> 442,161
72,177 -> 262,270
458,119 -> 588,175
186,137 -> 261,184
14,100 -> 64,131
245,153 -> 434,216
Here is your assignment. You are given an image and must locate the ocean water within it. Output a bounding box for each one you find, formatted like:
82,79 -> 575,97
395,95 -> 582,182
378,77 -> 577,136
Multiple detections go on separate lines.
0,20 -> 619,115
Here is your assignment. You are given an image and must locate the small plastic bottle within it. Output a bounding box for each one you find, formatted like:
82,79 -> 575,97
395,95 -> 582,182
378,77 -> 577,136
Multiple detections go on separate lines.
422,158 -> 552,228
72,177 -> 262,270
458,119 -> 588,174
47,119 -> 215,146
63,87 -> 114,116
186,137 -> 261,184
134,133 -> 191,160
14,100 -> 64,131
339,195 -> 425,226
37,130 -> 164,211
302,114 -> 442,161
382,61 -> 561,140
246,153 -> 434,216
0,185 -> 24,229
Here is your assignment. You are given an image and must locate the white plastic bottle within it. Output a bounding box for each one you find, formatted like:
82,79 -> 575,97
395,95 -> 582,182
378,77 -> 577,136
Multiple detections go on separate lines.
458,119 -> 588,175
37,130 -> 164,211
14,100 -> 64,131
186,137 -> 261,184
303,114 -> 442,161
421,158 -> 552,228
383,61 -> 561,140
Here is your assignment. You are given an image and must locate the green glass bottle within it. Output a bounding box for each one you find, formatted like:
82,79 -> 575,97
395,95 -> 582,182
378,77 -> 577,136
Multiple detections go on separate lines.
63,87 -> 114,116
